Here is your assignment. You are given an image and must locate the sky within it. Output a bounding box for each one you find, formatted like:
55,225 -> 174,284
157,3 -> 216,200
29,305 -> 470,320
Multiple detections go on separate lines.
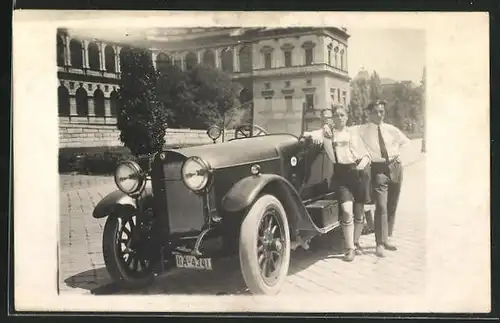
346,28 -> 426,84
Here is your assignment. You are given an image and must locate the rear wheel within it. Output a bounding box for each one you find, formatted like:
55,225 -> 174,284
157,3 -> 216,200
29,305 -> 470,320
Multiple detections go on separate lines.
102,210 -> 155,289
239,194 -> 291,295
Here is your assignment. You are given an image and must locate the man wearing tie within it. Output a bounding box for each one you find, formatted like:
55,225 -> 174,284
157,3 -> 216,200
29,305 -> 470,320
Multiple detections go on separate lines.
359,100 -> 411,258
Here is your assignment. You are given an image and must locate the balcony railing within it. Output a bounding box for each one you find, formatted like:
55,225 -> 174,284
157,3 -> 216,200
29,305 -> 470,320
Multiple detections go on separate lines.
252,63 -> 349,79
57,66 -> 120,79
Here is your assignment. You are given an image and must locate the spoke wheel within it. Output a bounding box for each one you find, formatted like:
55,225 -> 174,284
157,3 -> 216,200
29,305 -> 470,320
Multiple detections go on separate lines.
257,209 -> 286,285
102,209 -> 155,289
239,194 -> 290,295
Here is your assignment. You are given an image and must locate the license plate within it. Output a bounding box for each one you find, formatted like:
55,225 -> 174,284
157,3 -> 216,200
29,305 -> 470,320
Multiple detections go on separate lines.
175,254 -> 213,270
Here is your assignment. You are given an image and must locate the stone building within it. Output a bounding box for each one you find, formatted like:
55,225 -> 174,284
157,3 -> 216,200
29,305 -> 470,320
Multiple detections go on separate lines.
57,28 -> 124,126
57,27 -> 351,147
149,27 -> 351,135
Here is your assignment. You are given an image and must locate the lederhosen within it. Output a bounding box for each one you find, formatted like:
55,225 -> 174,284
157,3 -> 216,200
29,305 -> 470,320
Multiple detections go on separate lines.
331,129 -> 371,204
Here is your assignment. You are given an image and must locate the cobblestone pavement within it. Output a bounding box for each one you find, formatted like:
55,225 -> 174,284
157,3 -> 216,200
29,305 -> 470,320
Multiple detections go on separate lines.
59,174 -> 114,192
59,142 -> 426,296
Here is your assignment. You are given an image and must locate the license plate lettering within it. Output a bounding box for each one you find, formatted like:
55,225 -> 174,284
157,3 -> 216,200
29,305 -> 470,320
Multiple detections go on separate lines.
175,254 -> 212,270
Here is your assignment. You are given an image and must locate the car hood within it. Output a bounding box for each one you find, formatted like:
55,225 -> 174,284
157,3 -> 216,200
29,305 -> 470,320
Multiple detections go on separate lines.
169,134 -> 298,169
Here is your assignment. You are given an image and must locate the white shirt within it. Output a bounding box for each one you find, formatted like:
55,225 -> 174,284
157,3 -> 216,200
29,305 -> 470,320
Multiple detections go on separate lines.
306,126 -> 370,164
358,122 -> 411,163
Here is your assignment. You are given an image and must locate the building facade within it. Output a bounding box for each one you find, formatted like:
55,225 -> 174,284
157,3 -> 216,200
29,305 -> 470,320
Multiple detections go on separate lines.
57,28 -> 125,126
57,27 -> 350,146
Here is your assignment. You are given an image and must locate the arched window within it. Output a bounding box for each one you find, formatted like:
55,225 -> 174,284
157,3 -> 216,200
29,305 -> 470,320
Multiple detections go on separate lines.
93,89 -> 105,117
75,86 -> 88,117
221,48 -> 233,73
88,42 -> 100,70
239,46 -> 252,72
70,39 -> 83,68
327,44 -> 333,66
202,50 -> 215,67
57,35 -> 65,67
58,85 -> 70,116
110,90 -> 119,117
104,45 -> 116,72
185,52 -> 198,70
156,52 -> 171,72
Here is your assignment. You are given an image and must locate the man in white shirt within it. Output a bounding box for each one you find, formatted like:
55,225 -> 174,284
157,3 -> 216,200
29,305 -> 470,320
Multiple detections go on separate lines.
358,100 -> 411,258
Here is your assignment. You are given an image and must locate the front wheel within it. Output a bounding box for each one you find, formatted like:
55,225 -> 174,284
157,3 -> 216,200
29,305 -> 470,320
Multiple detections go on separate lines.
239,194 -> 291,295
102,210 -> 156,289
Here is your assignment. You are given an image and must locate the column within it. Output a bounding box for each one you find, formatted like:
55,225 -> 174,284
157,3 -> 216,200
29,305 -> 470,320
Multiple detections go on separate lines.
104,97 -> 111,116
151,51 -> 158,70
88,98 -> 95,116
197,51 -> 202,65
65,35 -> 71,66
232,46 -> 239,72
115,46 -> 121,73
69,96 -> 77,116
82,40 -> 89,69
214,48 -> 221,69
99,42 -> 106,71
180,53 -> 185,71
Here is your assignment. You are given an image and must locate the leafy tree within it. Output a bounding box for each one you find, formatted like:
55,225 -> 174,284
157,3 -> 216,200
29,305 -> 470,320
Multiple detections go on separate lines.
117,47 -> 167,156
348,77 -> 371,125
156,64 -> 240,129
155,63 -> 191,127
369,71 -> 382,102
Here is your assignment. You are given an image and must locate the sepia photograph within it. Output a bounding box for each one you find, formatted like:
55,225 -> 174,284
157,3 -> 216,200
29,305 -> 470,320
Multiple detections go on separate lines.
56,25 -> 427,296
13,11 -> 490,313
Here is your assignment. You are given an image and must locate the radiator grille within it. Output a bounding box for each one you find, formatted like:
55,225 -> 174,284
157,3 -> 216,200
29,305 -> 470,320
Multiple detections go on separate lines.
163,161 -> 205,234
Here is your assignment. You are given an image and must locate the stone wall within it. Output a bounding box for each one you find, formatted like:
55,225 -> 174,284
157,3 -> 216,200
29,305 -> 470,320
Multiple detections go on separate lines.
59,124 -> 236,149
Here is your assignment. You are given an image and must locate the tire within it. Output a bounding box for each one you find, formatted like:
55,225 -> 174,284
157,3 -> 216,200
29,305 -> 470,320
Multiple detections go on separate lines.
239,194 -> 291,295
102,212 -> 155,290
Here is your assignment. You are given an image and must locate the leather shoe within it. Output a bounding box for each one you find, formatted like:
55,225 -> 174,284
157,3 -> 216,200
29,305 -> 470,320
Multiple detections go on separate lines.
383,242 -> 398,251
375,245 -> 385,258
343,249 -> 355,262
354,243 -> 364,255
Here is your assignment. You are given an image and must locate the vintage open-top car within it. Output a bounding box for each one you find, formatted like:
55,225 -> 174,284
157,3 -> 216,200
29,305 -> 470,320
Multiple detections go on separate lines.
92,123 -> 347,295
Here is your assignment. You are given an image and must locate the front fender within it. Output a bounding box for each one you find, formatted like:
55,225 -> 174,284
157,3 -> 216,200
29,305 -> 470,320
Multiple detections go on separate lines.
93,180 -> 154,219
92,190 -> 138,219
221,174 -> 280,213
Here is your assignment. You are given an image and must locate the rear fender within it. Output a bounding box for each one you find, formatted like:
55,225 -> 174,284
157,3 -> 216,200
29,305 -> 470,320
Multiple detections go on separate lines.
221,174 -> 323,240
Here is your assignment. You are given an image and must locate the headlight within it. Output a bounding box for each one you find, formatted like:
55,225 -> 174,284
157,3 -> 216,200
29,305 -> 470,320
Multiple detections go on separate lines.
114,161 -> 145,195
181,157 -> 212,192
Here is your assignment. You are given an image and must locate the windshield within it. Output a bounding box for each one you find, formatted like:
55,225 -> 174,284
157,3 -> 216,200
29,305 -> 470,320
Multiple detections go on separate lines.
227,97 -> 326,137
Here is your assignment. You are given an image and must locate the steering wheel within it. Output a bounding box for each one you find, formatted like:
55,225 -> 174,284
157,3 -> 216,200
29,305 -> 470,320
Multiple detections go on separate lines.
234,124 -> 268,139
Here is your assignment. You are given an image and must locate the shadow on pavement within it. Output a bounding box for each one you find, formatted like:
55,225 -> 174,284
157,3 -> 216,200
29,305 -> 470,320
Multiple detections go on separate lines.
63,267 -> 112,292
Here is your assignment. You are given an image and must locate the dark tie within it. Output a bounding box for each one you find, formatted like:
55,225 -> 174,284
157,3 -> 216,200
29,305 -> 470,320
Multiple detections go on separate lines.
378,125 -> 389,162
